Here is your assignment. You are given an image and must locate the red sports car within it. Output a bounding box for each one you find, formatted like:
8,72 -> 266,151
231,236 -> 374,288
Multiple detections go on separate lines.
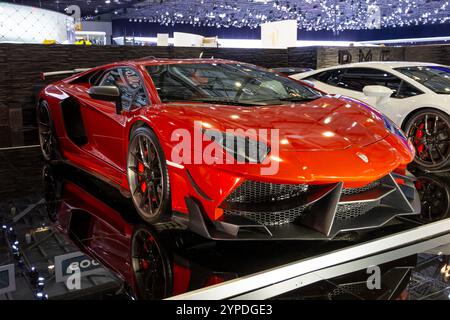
38,58 -> 420,240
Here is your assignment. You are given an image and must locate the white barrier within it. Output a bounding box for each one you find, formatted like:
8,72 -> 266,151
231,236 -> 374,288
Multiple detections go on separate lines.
168,218 -> 450,300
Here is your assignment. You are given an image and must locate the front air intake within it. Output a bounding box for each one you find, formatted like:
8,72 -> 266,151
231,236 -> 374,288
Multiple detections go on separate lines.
221,173 -> 418,238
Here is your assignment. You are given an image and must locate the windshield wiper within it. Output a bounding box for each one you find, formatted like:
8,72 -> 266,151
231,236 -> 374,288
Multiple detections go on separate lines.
275,96 -> 322,102
249,96 -> 322,105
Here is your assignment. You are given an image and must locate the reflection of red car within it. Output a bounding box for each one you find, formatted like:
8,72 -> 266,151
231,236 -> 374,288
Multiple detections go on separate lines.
46,166 -> 236,299
38,58 -> 420,240
46,166 -> 415,300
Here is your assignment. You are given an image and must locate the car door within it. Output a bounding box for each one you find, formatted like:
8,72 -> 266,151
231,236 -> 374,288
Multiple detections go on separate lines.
381,78 -> 424,125
310,68 -> 422,124
83,66 -> 150,172
307,68 -> 366,99
336,68 -> 424,125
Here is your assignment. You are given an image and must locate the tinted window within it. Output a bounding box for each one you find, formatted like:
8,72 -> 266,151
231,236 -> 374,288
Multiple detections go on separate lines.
314,69 -> 347,85
146,63 -> 322,105
311,71 -> 325,81
396,81 -> 423,98
99,67 -> 149,110
321,67 -> 422,98
89,70 -> 105,85
339,68 -> 399,92
395,66 -> 450,94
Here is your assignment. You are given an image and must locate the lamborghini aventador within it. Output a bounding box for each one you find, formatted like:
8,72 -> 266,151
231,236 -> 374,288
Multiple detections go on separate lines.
37,58 -> 420,240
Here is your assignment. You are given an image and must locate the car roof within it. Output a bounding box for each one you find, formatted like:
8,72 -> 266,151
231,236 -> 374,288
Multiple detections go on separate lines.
292,61 -> 447,79
316,61 -> 445,71
62,58 -> 253,83
136,58 -> 239,66
85,58 -> 247,72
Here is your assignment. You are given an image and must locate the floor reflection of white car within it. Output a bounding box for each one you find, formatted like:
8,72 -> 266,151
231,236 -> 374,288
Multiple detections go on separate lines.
292,62 -> 450,171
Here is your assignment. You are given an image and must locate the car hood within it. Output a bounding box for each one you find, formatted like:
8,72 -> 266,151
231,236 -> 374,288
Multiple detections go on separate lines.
160,96 -> 389,151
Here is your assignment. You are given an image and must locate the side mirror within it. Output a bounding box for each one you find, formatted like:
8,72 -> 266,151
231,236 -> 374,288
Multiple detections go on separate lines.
363,85 -> 393,106
88,86 -> 123,114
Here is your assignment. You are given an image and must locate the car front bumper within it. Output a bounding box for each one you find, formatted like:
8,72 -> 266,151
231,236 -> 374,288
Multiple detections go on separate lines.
176,172 -> 421,241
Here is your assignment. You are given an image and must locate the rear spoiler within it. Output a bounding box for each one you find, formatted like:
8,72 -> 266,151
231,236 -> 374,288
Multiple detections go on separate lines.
40,68 -> 91,80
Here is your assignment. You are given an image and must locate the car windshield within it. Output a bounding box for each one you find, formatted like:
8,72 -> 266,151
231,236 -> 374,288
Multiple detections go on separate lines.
146,63 -> 322,105
395,66 -> 450,95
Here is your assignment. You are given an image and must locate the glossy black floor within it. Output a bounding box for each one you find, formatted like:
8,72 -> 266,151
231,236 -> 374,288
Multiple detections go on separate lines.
0,147 -> 449,300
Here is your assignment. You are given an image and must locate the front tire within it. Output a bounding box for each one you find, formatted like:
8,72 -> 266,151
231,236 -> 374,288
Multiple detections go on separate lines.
130,226 -> 172,299
127,127 -> 171,223
404,109 -> 450,171
414,173 -> 450,223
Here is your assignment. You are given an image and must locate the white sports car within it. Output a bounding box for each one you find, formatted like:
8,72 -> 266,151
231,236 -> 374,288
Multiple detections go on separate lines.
292,62 -> 450,171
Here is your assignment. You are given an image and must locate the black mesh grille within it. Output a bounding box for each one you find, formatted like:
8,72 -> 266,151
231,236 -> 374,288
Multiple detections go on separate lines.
328,283 -> 368,299
223,178 -> 384,226
335,203 -> 372,221
226,180 -> 309,204
342,180 -> 381,196
224,206 -> 308,226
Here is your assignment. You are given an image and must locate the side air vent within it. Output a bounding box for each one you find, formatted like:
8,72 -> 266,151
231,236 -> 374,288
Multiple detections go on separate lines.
60,97 -> 88,146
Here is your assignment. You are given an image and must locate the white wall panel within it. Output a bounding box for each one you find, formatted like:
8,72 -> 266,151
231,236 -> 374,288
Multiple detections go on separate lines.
0,3 -> 74,44
261,20 -> 297,49
173,32 -> 204,47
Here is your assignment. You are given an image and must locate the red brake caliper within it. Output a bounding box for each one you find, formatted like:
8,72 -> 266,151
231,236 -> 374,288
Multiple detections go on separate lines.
138,161 -> 147,193
138,149 -> 150,194
415,180 -> 423,191
140,259 -> 150,270
415,123 -> 425,156
139,236 -> 155,270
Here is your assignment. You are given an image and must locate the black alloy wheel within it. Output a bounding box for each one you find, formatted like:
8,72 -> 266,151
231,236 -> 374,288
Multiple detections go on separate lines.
127,127 -> 171,223
37,101 -> 59,161
405,109 -> 450,171
414,174 -> 450,223
131,226 -> 172,299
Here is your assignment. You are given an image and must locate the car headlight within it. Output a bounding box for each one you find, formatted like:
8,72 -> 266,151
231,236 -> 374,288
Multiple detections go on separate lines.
204,129 -> 270,163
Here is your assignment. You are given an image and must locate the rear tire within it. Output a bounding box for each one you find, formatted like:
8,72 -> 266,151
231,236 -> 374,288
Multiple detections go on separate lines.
42,164 -> 62,222
127,127 -> 171,224
37,101 -> 59,161
404,109 -> 450,171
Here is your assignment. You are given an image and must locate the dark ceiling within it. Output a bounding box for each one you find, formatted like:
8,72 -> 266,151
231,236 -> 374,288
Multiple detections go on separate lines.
2,0 -> 450,31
